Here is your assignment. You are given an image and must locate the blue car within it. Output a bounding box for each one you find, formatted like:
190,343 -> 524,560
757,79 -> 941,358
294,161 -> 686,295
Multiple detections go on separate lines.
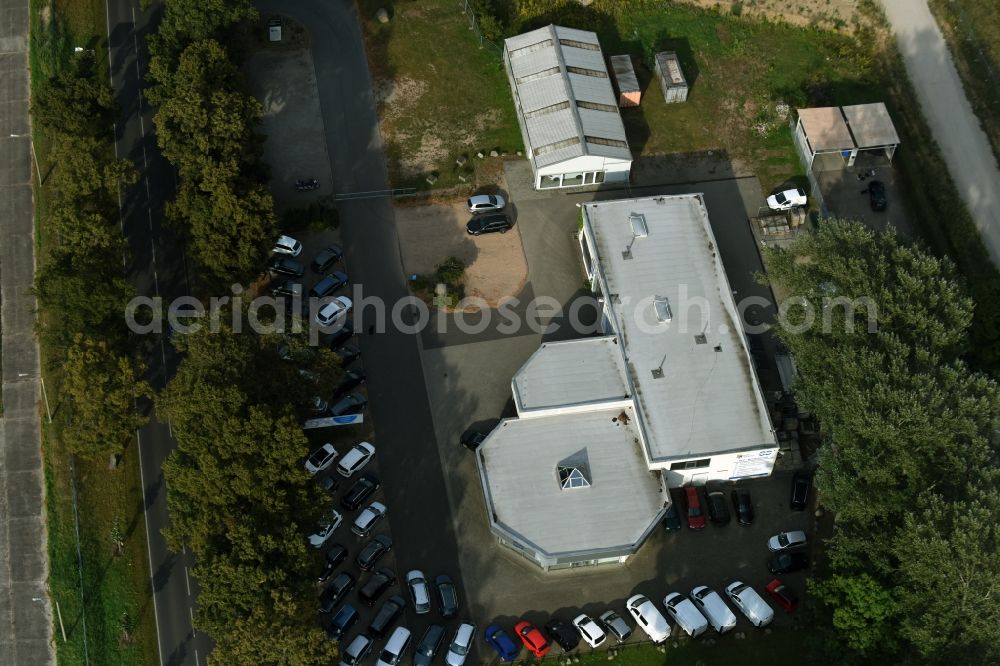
484,624 -> 520,662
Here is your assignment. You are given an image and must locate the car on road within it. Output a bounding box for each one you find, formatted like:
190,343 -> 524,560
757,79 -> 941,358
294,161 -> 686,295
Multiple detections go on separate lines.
352,501 -> 387,537
337,442 -> 376,477
356,534 -> 392,571
573,614 -> 607,648
707,490 -> 730,525
766,187 -> 807,211
270,279 -> 303,299
340,633 -> 374,666
484,624 -> 520,662
765,579 -> 800,612
309,509 -> 343,548
316,296 -> 353,327
467,193 -> 507,213
325,603 -> 359,641
406,570 -> 432,614
662,501 -> 682,531
318,543 -> 348,582
869,180 -> 888,211
731,488 -> 754,526
377,626 -> 412,666
768,530 -> 808,552
725,581 -> 774,628
435,574 -> 459,618
460,430 -> 487,451
368,594 -> 407,638
267,255 -> 305,277
466,213 -> 513,236
514,620 -> 550,657
413,624 -> 446,666
359,568 -> 397,607
334,369 -> 367,397
767,551 -> 810,574
543,618 -> 580,651
690,586 -> 737,634
320,572 -> 355,613
313,245 -> 344,272
305,443 -> 339,475
663,592 -> 709,638
327,320 -> 355,348
334,344 -> 361,366
684,486 -> 706,530
446,623 -> 476,666
790,471 -> 811,510
331,392 -> 368,417
598,611 -> 632,643
342,473 -> 381,512
310,271 -> 349,298
273,235 -> 303,256
625,594 -> 670,643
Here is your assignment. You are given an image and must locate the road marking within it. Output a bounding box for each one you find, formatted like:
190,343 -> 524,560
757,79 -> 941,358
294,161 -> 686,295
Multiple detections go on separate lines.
195,649 -> 201,666
184,566 -> 191,596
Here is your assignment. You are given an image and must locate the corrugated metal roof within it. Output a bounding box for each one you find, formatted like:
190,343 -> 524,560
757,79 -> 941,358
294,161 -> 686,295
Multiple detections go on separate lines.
842,103 -> 900,148
504,25 -> 630,170
797,106 -> 854,151
513,337 -> 630,412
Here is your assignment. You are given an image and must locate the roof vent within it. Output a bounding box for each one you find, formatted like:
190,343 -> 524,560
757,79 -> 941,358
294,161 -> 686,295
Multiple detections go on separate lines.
558,464 -> 591,490
654,296 -> 672,323
694,333 -> 708,344
629,212 -> 648,238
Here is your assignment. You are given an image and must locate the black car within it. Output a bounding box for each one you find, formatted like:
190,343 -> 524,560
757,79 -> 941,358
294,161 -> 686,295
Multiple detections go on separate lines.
318,543 -> 348,582
342,473 -> 381,511
790,471 -> 812,511
356,534 -> 393,571
326,603 -> 359,641
435,574 -> 459,618
267,255 -> 305,278
334,369 -> 367,398
331,392 -> 368,416
270,279 -> 303,298
731,489 -> 754,526
334,344 -> 361,366
662,501 -> 682,531
309,271 -> 349,298
413,624 -> 446,666
359,567 -> 396,607
767,551 -> 810,574
543,619 -> 580,651
869,180 -> 887,211
320,572 -> 355,613
461,430 -> 486,451
368,594 -> 406,638
312,245 -> 344,272
707,491 -> 731,526
466,213 -> 513,236
327,320 -> 355,349
318,474 -> 339,494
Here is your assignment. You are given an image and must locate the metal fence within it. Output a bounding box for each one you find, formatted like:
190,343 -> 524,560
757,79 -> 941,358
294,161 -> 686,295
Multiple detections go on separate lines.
459,0 -> 502,54
333,188 -> 417,201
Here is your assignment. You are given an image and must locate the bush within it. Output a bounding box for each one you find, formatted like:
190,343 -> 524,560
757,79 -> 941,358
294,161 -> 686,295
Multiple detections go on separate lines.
731,1 -> 744,16
435,256 -> 466,285
282,200 -> 340,232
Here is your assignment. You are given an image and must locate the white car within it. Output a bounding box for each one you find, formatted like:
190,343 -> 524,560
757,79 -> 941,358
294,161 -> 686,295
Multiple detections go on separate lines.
663,592 -> 708,638
572,614 -> 606,648
309,509 -> 343,548
352,501 -> 387,537
467,193 -> 506,213
316,296 -> 353,327
304,443 -> 338,475
690,586 -> 737,634
767,530 -> 807,552
626,594 -> 670,643
377,627 -> 412,666
273,234 -> 303,256
341,633 -> 374,666
766,187 -> 807,211
337,442 -> 376,477
725,581 -> 774,628
445,623 -> 476,666
406,570 -> 432,614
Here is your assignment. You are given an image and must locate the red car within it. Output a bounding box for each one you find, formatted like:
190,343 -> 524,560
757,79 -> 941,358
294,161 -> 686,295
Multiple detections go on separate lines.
684,486 -> 706,530
514,620 -> 550,657
765,579 -> 799,612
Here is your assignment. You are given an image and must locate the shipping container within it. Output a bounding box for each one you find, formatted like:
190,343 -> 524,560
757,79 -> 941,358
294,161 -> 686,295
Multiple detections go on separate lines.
609,55 -> 641,107
654,51 -> 688,104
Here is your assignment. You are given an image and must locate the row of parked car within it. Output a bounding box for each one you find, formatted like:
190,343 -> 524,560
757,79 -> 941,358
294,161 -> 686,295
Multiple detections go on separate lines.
664,471 -> 813,532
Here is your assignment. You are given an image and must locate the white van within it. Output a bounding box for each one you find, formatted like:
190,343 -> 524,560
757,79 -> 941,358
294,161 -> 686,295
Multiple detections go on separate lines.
663,592 -> 708,637
725,581 -> 774,627
340,633 -> 374,666
377,627 -> 412,666
690,586 -> 738,634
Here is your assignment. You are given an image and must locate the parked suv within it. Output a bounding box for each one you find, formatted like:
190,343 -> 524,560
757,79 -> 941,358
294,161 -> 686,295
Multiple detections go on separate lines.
340,633 -> 374,666
625,594 -> 670,643
356,534 -> 393,571
414,624 -> 446,666
690,586 -> 737,634
341,473 -> 380,511
359,567 -> 396,607
663,592 -> 709,637
467,193 -> 506,213
326,603 -> 359,641
466,213 -> 513,235
310,271 -> 349,298
267,255 -> 304,277
377,626 -> 412,666
725,581 -> 774,627
684,486 -> 706,530
368,594 -> 406,638
273,235 -> 302,256
312,245 -> 343,272
320,572 -> 355,613
337,442 -> 376,477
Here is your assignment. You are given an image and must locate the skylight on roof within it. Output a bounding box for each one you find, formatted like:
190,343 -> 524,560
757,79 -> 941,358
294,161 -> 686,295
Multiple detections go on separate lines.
558,464 -> 591,490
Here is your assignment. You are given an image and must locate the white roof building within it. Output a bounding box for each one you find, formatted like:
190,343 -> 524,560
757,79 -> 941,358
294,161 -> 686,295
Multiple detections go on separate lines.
476,194 -> 778,570
503,25 -> 632,190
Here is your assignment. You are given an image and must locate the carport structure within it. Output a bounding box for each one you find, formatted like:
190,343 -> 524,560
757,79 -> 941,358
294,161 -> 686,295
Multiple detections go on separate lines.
794,103 -> 899,170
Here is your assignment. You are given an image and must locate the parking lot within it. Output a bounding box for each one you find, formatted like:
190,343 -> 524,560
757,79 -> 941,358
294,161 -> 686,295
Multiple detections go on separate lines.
812,152 -> 915,238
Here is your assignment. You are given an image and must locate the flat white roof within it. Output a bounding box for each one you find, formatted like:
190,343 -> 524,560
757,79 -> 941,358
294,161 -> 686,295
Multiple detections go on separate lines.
478,407 -> 665,558
842,103 -> 900,148
582,195 -> 775,462
512,337 -> 630,413
504,25 -> 631,170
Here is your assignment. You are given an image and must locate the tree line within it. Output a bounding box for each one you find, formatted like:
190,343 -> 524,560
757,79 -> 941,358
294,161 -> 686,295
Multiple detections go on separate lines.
764,221 -> 1000,664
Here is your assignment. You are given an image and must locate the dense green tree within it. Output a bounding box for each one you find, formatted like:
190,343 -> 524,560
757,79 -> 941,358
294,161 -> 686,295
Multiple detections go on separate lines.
32,65 -> 117,137
151,0 -> 256,63
808,573 -> 900,656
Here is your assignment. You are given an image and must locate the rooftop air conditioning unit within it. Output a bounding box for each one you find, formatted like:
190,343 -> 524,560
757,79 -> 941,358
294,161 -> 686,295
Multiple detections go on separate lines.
654,296 -> 672,323
629,212 -> 648,238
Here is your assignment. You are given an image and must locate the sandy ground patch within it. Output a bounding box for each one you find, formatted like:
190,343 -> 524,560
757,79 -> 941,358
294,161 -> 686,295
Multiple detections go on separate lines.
681,0 -> 862,29
395,203 -> 528,306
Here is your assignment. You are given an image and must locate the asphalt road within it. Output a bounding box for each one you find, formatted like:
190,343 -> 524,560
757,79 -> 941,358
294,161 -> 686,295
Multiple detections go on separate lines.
104,0 -> 206,664
255,0 -> 473,647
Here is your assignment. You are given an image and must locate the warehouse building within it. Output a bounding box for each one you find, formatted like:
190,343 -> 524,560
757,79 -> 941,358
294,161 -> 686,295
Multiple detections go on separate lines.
503,25 -> 632,189
477,195 -> 777,570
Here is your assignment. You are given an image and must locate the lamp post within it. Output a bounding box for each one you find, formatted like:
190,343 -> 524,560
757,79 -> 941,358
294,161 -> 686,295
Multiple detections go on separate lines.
8,132 -> 43,185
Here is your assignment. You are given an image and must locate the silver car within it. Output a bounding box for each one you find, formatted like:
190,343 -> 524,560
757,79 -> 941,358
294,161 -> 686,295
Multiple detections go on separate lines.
767,530 -> 807,552
598,610 -> 632,643
467,193 -> 506,213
